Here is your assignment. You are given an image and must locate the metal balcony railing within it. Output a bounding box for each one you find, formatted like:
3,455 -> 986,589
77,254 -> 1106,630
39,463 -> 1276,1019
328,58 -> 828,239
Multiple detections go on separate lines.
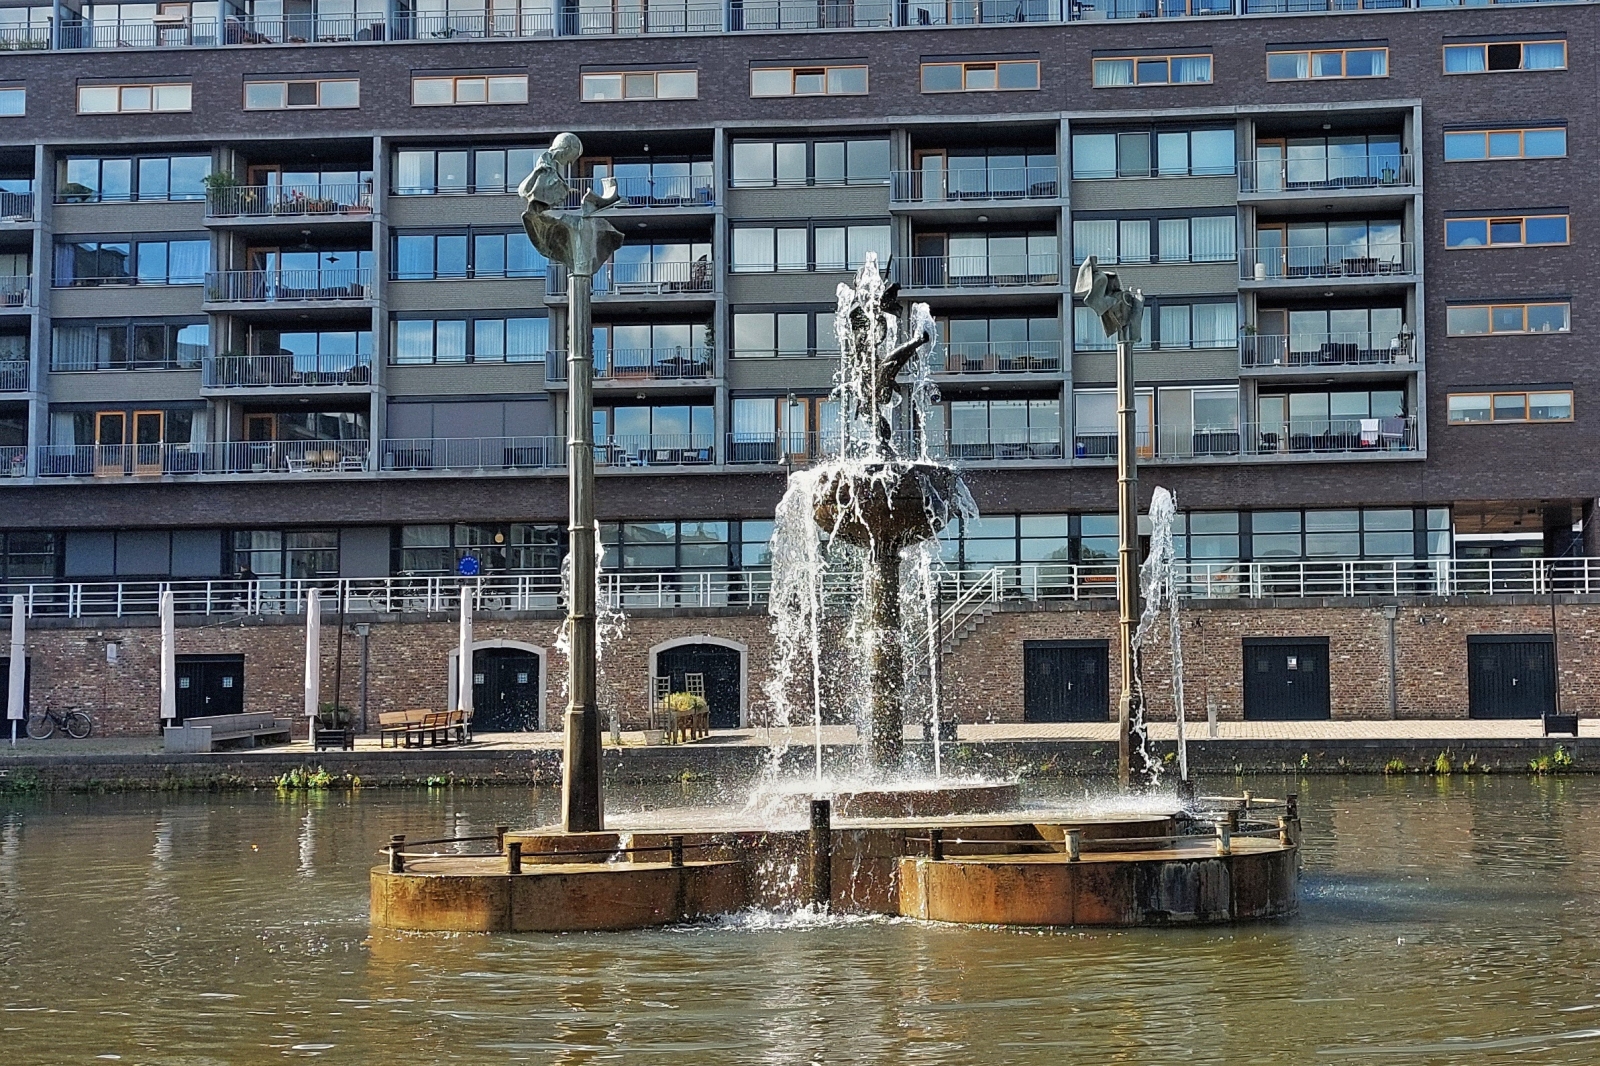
566,4 -> 723,33
0,276 -> 31,307
220,14 -> 372,43
897,0 -> 1056,25
36,439 -> 371,477
891,166 -> 1060,203
894,254 -> 1061,288
1241,332 -> 1416,368
1073,418 -> 1418,459
545,347 -> 714,382
0,191 -> 32,221
597,434 -> 716,467
564,175 -> 716,208
1240,154 -> 1413,194
547,260 -> 714,297
380,436 -> 565,471
206,182 -> 373,218
1242,243 -> 1413,281
205,268 -> 372,303
0,360 -> 28,391
391,11 -> 554,38
203,353 -> 374,388
0,446 -> 24,476
933,341 -> 1062,374
0,24 -> 52,49
733,0 -> 891,29
59,17 -> 222,47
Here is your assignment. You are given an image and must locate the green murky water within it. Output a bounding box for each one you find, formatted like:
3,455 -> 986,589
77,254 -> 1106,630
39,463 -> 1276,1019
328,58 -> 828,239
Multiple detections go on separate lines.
3,775 -> 1598,1064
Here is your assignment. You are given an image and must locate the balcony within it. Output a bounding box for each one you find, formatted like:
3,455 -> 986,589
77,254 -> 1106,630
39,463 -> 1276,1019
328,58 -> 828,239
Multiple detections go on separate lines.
1241,332 -> 1415,369
205,268 -> 372,304
392,11 -> 554,38
59,17 -> 222,47
890,166 -> 1060,204
933,341 -> 1063,374
0,24 -> 52,49
732,0 -> 890,29
203,352 -> 373,389
564,175 -> 715,209
1240,154 -> 1413,196
1075,419 -> 1418,460
545,347 -> 714,383
895,254 -> 1061,289
381,436 -> 563,472
597,434 -> 716,467
0,360 -> 28,391
547,260 -> 713,298
0,277 -> 31,308
206,183 -> 373,220
1241,243 -> 1414,282
0,191 -> 31,222
37,439 -> 370,478
1075,0 -> 1233,16
898,0 -> 1058,24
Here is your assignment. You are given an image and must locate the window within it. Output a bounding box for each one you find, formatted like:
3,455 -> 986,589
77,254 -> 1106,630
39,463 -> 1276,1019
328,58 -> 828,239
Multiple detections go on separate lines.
1266,47 -> 1388,81
1072,214 -> 1234,265
593,405 -> 715,460
1444,40 -> 1566,74
1448,390 -> 1572,424
592,322 -> 710,374
730,395 -> 837,459
935,397 -> 1061,457
751,65 -> 868,97
598,520 -> 729,571
397,523 -> 565,575
77,83 -> 192,114
51,319 -> 207,371
732,224 -> 890,273
1446,302 -> 1569,337
730,139 -> 890,187
920,60 -> 1039,93
1444,127 -> 1566,162
1092,55 -> 1211,88
0,88 -> 23,117
1444,214 -> 1569,249
0,532 -> 55,580
392,315 -> 548,364
243,78 -> 359,110
58,155 -> 210,204
411,74 -> 528,106
732,311 -> 834,357
392,230 -> 547,280
53,237 -> 208,287
1078,300 -> 1234,351
394,146 -> 541,195
941,316 -> 1062,369
581,70 -> 697,102
1071,128 -> 1235,179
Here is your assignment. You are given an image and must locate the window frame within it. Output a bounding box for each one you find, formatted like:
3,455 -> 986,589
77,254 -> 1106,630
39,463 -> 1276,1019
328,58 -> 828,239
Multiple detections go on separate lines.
1442,127 -> 1567,162
56,153 -> 211,204
580,69 -> 699,102
242,78 -> 360,111
1265,47 -> 1389,82
0,87 -> 24,118
730,221 -> 892,274
1442,40 -> 1567,75
1092,54 -> 1213,88
389,313 -> 550,365
1447,390 -> 1573,424
77,82 -> 192,115
50,317 -> 208,372
920,59 -> 1040,94
750,64 -> 869,98
390,228 -> 549,281
410,74 -> 529,107
1443,213 -> 1570,250
1445,301 -> 1571,337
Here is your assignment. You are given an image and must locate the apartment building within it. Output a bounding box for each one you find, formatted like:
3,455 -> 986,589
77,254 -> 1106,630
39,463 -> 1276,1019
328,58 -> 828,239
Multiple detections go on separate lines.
0,0 -> 1591,727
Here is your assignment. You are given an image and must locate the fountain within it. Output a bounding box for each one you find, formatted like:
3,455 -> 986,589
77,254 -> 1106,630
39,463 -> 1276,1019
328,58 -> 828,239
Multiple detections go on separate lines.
368,144 -> 1299,933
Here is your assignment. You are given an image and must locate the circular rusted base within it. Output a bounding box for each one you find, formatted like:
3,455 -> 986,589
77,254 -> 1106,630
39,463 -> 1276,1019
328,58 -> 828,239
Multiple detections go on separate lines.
811,461 -> 963,550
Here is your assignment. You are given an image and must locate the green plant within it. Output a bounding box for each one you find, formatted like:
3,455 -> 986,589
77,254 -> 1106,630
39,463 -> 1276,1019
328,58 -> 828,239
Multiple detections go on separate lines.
316,701 -> 352,728
1383,758 -> 1408,775
1299,752 -> 1311,771
1433,751 -> 1453,776
663,691 -> 708,715
1529,746 -> 1574,775
275,766 -> 334,790
203,171 -> 241,190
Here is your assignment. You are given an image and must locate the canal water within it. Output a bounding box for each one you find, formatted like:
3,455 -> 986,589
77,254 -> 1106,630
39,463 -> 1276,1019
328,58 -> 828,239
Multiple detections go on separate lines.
3,775 -> 1598,1064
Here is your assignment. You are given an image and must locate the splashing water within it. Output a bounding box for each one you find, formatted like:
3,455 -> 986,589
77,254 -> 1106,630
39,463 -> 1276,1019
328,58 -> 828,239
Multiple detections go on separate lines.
554,521 -> 628,729
1132,486 -> 1188,788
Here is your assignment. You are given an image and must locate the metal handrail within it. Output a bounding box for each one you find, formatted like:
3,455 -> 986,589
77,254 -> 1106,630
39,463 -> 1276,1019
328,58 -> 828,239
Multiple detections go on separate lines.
1241,242 -> 1414,280
1239,153 -> 1412,194
890,166 -> 1060,202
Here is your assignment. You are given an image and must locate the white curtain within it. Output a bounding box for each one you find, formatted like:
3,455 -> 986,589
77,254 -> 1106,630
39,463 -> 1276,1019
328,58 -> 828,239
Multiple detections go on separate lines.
1093,59 -> 1134,87
1118,220 -> 1150,263
1523,43 -> 1564,70
1170,56 -> 1211,83
1193,303 -> 1237,349
1072,220 -> 1117,265
1191,216 -> 1235,262
1159,218 -> 1190,263
1444,46 -> 1486,73
1161,305 -> 1192,349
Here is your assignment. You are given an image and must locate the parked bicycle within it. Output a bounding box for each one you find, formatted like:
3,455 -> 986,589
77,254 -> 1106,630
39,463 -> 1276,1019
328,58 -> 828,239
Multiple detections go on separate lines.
25,706 -> 93,740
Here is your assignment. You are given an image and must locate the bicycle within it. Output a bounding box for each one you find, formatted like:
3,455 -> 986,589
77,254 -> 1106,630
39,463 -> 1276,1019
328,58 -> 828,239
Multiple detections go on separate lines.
25,707 -> 93,740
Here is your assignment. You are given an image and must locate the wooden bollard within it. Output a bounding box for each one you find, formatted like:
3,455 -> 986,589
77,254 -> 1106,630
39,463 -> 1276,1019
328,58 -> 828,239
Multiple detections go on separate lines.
669,835 -> 685,867
809,798 -> 832,909
388,834 -> 405,873
1286,794 -> 1299,821
494,825 -> 509,853
1241,790 -> 1253,813
929,828 -> 944,861
506,841 -> 522,874
1215,819 -> 1232,855
1278,815 -> 1291,846
1066,829 -> 1082,862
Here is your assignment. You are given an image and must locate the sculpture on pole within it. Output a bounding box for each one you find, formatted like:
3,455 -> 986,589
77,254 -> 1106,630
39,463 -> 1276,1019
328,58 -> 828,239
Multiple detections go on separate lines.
520,134 -> 623,832
1073,256 -> 1146,790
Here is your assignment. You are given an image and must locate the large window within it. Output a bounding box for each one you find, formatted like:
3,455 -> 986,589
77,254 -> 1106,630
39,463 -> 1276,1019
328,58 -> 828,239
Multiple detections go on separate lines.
730,139 -> 890,187
1443,40 -> 1566,74
411,74 -> 528,106
1443,127 -> 1566,162
392,315 -> 549,364
1072,214 -> 1235,264
398,523 -> 565,574
594,404 -> 715,461
1446,302 -> 1569,337
1266,47 -> 1387,81
920,59 -> 1039,93
51,319 -> 207,371
392,229 -> 547,279
600,521 -> 730,571
57,155 -> 209,203
231,530 -> 339,580
1092,55 -> 1212,87
0,88 -> 22,118
943,316 -> 1062,369
930,397 -> 1062,458
581,70 -> 697,101
732,310 -> 837,358
0,532 -> 55,580
1444,214 -> 1568,249
593,322 -> 710,372
53,237 -> 208,286
244,78 -> 360,110
1447,390 -> 1573,424
1250,509 -> 1442,561
732,224 -> 890,273
751,64 -> 867,97
394,146 -> 541,195
77,82 -> 191,114
1073,301 -> 1234,352
1071,128 -> 1234,179
247,327 -> 371,367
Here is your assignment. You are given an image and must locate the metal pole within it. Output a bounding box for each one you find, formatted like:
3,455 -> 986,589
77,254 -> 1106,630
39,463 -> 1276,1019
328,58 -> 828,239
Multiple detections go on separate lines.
563,272 -> 604,833
1115,326 -> 1139,790
356,623 -> 370,734
1548,559 -> 1562,719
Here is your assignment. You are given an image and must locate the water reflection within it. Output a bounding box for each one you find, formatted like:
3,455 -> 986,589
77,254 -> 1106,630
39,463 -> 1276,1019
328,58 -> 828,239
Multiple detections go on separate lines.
4,777 -> 1600,1062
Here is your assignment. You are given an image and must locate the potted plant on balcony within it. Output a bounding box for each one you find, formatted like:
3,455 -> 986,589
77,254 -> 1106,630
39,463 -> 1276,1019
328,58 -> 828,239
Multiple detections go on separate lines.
203,171 -> 243,215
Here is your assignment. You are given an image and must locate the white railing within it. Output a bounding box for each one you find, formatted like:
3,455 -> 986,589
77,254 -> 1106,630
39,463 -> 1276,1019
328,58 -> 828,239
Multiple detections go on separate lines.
0,360 -> 28,391
894,254 -> 1061,288
733,0 -> 891,28
548,260 -> 714,296
891,166 -> 1060,202
564,174 -> 716,208
1242,332 -> 1415,368
221,14 -> 372,43
206,268 -> 372,303
0,191 -> 33,221
204,353 -> 373,388
8,557 -> 1600,619
0,24 -> 53,49
36,440 -> 369,477
206,182 -> 373,218
935,341 -> 1062,374
0,276 -> 32,307
1242,243 -> 1414,280
1072,418 -> 1418,459
545,347 -> 713,381
1240,154 -> 1412,194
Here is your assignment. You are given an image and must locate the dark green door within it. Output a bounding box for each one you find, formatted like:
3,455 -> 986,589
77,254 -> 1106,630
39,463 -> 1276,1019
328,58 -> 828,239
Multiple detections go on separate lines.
471,648 -> 542,731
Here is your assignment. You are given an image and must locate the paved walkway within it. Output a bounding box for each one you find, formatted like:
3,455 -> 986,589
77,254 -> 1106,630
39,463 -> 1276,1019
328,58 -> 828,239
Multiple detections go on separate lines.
3,717 -> 1591,758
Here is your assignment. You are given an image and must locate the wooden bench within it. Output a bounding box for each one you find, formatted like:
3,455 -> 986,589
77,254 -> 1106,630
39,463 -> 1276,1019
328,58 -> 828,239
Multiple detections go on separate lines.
379,709 -> 430,748
164,711 -> 294,753
378,708 -> 471,748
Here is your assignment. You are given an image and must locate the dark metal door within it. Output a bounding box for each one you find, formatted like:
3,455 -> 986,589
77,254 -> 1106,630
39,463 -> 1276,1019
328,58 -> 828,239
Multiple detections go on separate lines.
1023,641 -> 1109,723
1468,635 -> 1554,719
472,648 -> 542,732
0,657 -> 30,717
656,643 -> 743,728
1243,639 -> 1330,721
175,654 -> 244,722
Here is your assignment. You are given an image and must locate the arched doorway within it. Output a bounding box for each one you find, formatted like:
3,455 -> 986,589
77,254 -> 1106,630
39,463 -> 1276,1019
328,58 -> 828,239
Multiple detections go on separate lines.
653,639 -> 745,729
450,641 -> 544,731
